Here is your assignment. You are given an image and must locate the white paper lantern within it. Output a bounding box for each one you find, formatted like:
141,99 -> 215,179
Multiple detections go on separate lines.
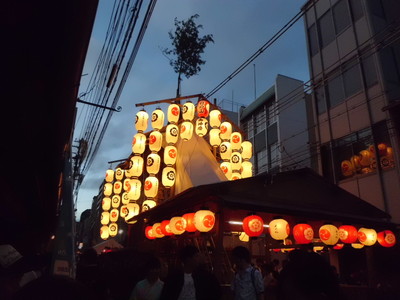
101,212 -> 110,225
164,145 -> 177,166
110,209 -> 119,222
230,132 -> 242,151
162,167 -> 176,188
115,168 -> 124,181
125,203 -> 140,222
167,103 -> 180,124
209,110 -> 221,128
230,152 -> 242,172
269,219 -> 290,240
144,176 -> 159,198
129,156 -> 144,177
241,141 -> 253,160
103,183 -> 113,197
219,142 -> 232,161
241,161 -> 253,178
209,128 -> 221,147
151,108 -> 164,130
123,178 -> 131,191
142,199 -> 157,212
100,226 -> 109,240
111,195 -> 121,208
166,124 -> 179,145
126,179 -> 142,201
319,225 -> 340,245
109,223 -> 118,237
231,172 -> 242,180
132,133 -> 146,155
358,228 -> 377,246
102,197 -> 111,211
146,153 -> 161,175
152,223 -> 165,238
194,210 -> 215,232
113,181 -> 122,194
170,216 -> 186,235
121,192 -> 130,205
135,110 -> 149,132
120,205 -> 129,218
105,169 -> 114,183
220,162 -> 232,179
195,118 -> 209,137
182,101 -> 195,121
149,131 -> 163,152
196,99 -> 210,118
220,122 -> 232,141
180,121 -> 194,141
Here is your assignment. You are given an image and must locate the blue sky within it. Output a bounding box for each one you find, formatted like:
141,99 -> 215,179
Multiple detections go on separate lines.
75,0 -> 310,219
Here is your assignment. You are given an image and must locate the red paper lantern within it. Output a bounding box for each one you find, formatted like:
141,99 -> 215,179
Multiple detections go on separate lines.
182,213 -> 197,232
338,225 -> 358,243
242,215 -> 264,237
293,224 -> 314,244
333,244 -> 344,250
377,230 -> 396,247
160,220 -> 174,236
145,226 -> 156,240
197,100 -> 210,118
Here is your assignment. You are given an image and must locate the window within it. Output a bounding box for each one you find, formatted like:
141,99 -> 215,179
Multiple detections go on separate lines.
343,60 -> 362,97
327,74 -> 345,107
367,0 -> 385,19
243,118 -> 254,139
318,10 -> 336,48
269,142 -> 280,170
267,100 -> 277,125
372,121 -> 396,170
350,0 -> 364,21
308,24 -> 319,56
361,53 -> 378,87
333,0 -> 351,34
255,109 -> 266,134
315,84 -> 327,114
267,122 -> 278,145
320,144 -> 334,182
256,148 -> 267,174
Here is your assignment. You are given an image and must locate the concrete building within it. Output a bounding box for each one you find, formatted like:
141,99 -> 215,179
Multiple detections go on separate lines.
302,0 -> 400,222
240,74 -> 312,175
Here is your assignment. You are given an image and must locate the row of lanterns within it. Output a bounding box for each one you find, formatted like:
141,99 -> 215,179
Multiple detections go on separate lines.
145,210 -> 216,239
240,216 -> 396,248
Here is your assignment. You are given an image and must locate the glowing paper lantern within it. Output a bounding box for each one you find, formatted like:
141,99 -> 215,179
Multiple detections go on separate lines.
101,212 -> 110,225
142,199 -> 157,212
120,205 -> 129,218
230,152 -> 242,171
145,226 -> 156,240
109,223 -> 118,237
241,141 -> 253,160
352,243 -> 364,249
111,195 -> 121,208
164,145 -> 177,166
194,210 -> 215,232
182,101 -> 195,121
313,246 -> 324,252
341,160 -> 355,177
126,179 -> 141,201
220,122 -> 232,141
105,169 -> 114,183
104,183 -> 113,197
269,219 -> 290,240
293,224 -> 314,244
130,156 -> 144,177
333,244 -> 344,250
113,181 -> 122,194
387,147 -> 394,159
135,110 -> 149,132
180,121 -> 194,141
230,132 -> 242,151
243,215 -> 264,237
358,228 -> 377,246
197,99 -> 210,118
115,168 -> 124,181
125,203 -> 140,222
110,209 -> 119,222
100,226 -> 109,240
209,110 -> 221,128
195,118 -> 209,137
121,192 -> 130,205
241,161 -> 252,178
359,150 -> 371,167
338,225 -> 358,244
219,142 -> 232,161
170,216 -> 186,235
166,124 -> 179,144
160,220 -> 174,236
146,153 -> 161,175
132,133 -> 146,155
102,197 -> 111,211
144,175 -> 159,198
239,232 -> 250,242
220,162 -> 232,180
319,225 -> 339,245
182,213 -> 197,232
378,143 -> 387,156
149,131 -> 163,152
209,128 -> 221,147
231,172 -> 242,180
167,103 -> 180,124
162,167 -> 176,188
350,155 -> 362,171
151,108 -> 164,130
152,223 -> 164,238
377,230 -> 396,247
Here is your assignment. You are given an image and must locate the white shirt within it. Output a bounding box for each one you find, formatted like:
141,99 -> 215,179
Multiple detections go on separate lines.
231,266 -> 264,300
177,272 -> 196,300
130,278 -> 164,300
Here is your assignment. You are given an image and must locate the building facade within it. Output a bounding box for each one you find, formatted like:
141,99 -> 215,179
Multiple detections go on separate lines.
302,0 -> 400,222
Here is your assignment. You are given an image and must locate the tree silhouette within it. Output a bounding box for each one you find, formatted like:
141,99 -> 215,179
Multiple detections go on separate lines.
163,14 -> 214,97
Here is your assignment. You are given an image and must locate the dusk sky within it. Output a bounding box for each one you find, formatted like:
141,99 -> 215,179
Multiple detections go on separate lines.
74,0 -> 310,219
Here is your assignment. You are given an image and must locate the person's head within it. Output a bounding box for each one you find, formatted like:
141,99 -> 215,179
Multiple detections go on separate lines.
145,256 -> 161,283
179,245 -> 200,272
231,246 -> 251,270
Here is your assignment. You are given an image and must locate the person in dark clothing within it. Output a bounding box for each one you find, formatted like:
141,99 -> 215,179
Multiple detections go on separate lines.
160,245 -> 221,300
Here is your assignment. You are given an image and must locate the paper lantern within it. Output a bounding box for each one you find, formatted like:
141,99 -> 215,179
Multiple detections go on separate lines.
135,110 -> 149,132
110,209 -> 119,222
130,156 -> 144,177
115,168 -> 124,181
195,118 -> 209,137
209,128 -> 221,147
102,197 -> 111,211
120,205 -> 129,218
230,152 -> 242,171
180,121 -> 194,141
149,131 -> 163,152
231,173 -> 242,180
378,143 -> 387,156
319,225 -> 339,245
197,99 -> 210,118
146,153 -> 161,175
123,178 -> 131,191
164,145 -> 177,166
160,220 -> 174,236
241,141 -> 253,160
105,169 -> 114,183
220,142 -> 232,161
338,225 -> 358,244
377,230 -> 396,247
182,213 -> 197,232
220,122 -> 232,140
239,232 -> 250,242
359,150 -> 372,167
333,244 -> 344,250
100,226 -> 109,240
113,181 -> 122,194
126,179 -> 141,201
313,246 -> 324,252
241,161 -> 252,178
358,228 -> 377,246
125,203 -> 140,222
341,160 -> 354,177
167,103 -> 180,124
293,224 -> 314,244
170,216 -> 186,235
101,212 -> 110,225
151,108 -> 164,130
145,226 -> 156,240
387,147 -> 394,159
182,101 -> 195,121
209,110 -> 222,128
132,133 -> 146,155
109,223 -> 118,237
243,215 -> 264,237
144,175 -> 159,198
162,167 -> 176,188
104,183 -> 113,196
220,162 -> 232,180
111,195 -> 121,208
230,132 -> 242,151
269,219 -> 290,240
152,223 -> 164,238
350,155 -> 362,171
351,243 -> 364,249
121,192 -> 130,205
142,199 -> 157,212
194,210 -> 215,232
166,124 -> 179,145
